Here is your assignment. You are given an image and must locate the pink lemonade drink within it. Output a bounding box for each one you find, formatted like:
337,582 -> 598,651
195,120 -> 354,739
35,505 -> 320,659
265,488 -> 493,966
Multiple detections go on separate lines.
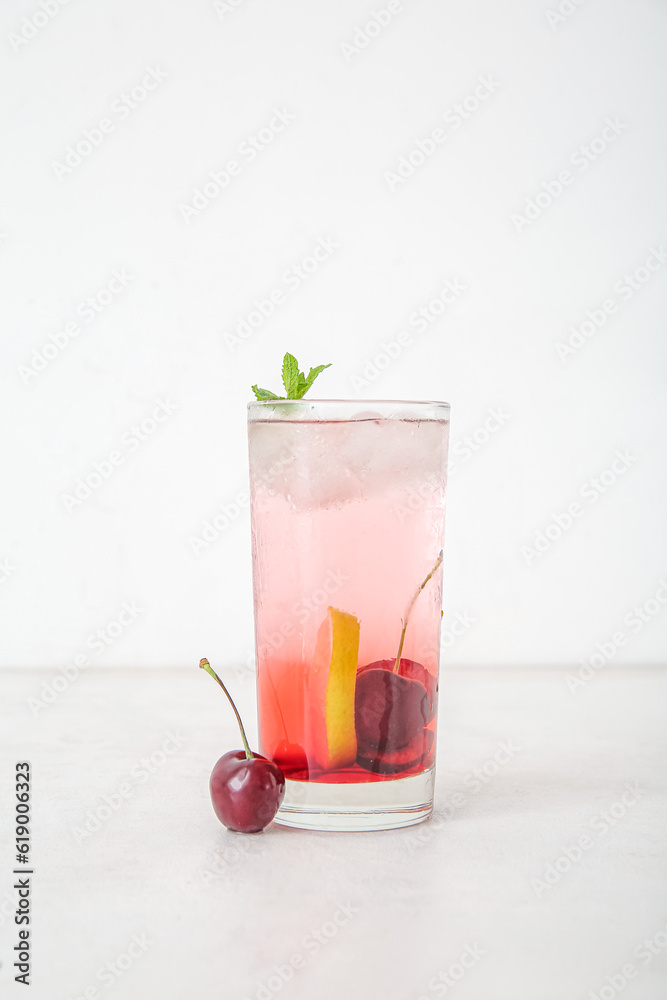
248,400 -> 449,831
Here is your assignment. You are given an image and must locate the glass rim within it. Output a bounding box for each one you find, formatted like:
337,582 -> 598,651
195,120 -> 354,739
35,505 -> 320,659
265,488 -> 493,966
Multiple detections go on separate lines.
247,398 -> 450,420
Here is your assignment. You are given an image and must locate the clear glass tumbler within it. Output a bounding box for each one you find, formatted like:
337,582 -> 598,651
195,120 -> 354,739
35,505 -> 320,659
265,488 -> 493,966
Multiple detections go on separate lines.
247,399 -> 449,831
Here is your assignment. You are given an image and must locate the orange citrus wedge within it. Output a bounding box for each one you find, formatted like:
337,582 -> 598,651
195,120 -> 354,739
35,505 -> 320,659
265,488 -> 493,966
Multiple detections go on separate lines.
310,606 -> 360,770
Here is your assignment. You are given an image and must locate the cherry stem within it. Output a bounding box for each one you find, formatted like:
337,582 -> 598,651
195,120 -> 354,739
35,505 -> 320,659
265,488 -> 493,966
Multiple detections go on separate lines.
199,658 -> 254,760
393,550 -> 443,674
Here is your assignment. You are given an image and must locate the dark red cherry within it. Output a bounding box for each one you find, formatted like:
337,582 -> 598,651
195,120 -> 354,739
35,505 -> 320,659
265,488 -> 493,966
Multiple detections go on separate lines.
355,668 -> 429,755
200,658 -> 285,833
357,728 -> 435,774
272,740 -> 310,778
210,751 -> 285,833
357,658 -> 437,722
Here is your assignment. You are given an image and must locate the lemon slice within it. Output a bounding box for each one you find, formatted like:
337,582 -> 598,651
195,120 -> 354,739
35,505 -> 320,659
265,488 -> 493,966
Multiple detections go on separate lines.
311,606 -> 360,770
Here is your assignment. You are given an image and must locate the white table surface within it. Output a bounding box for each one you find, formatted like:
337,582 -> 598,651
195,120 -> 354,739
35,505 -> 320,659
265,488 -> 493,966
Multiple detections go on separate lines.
1,666 -> 665,1000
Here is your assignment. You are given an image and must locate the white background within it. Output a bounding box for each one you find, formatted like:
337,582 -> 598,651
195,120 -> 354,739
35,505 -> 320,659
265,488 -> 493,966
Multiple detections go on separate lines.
1,0 -> 666,671
1,9 -> 666,1000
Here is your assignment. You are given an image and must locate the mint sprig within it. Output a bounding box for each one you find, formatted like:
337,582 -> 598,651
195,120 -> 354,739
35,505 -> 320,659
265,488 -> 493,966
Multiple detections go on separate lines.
251,386 -> 282,401
252,352 -> 332,401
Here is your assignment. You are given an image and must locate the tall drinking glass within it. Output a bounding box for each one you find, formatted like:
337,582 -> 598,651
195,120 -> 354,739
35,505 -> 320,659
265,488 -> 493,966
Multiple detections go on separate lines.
247,399 -> 449,831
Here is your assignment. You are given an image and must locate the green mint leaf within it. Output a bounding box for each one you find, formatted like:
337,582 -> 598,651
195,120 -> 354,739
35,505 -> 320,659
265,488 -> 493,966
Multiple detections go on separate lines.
293,370 -> 309,399
303,364 -> 332,394
281,353 -> 300,398
251,385 -> 283,401
251,354 -> 332,401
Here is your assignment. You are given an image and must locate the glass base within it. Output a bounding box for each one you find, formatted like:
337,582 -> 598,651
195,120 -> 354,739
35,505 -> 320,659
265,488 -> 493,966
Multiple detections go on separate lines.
274,768 -> 435,832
